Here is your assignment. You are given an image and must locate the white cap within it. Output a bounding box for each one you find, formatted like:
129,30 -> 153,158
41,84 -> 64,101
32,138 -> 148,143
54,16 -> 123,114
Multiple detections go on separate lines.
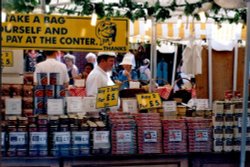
64,53 -> 76,63
120,56 -> 133,65
85,52 -> 96,59
97,52 -> 116,57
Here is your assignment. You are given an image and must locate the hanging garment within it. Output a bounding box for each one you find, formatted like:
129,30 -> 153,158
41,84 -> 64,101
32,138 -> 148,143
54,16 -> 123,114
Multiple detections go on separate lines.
157,60 -> 168,85
182,41 -> 202,75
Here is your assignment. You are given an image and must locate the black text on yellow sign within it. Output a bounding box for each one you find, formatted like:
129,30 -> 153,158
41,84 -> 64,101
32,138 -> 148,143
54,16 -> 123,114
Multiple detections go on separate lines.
2,14 -> 129,53
136,93 -> 162,110
96,85 -> 119,109
1,51 -> 13,67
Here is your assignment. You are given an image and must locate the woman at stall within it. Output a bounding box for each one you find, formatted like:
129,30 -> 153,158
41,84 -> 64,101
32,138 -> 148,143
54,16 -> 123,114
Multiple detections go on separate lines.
118,56 -> 138,89
64,53 -> 79,85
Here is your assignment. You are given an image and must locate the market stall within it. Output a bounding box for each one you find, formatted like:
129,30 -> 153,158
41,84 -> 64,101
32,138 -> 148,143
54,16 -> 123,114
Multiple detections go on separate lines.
1,0 -> 250,167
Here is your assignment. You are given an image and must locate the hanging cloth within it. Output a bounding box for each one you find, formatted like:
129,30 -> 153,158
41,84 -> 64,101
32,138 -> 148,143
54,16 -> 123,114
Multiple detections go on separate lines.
182,40 -> 202,75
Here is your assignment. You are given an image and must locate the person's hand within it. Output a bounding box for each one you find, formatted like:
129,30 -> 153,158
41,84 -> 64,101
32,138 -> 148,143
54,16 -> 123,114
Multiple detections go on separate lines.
124,70 -> 131,80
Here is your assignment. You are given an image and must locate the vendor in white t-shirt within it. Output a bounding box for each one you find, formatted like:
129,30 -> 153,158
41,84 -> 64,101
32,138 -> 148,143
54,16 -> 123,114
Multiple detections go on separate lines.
86,52 -> 116,96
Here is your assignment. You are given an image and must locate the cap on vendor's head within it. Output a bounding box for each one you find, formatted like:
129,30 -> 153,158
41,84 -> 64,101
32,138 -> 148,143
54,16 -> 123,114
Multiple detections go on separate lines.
97,52 -> 116,57
120,56 -> 133,66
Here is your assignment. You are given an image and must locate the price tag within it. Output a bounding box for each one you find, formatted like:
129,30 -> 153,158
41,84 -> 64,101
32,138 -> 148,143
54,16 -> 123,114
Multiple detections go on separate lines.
129,81 -> 140,89
238,117 -> 250,127
47,99 -> 64,115
93,131 -> 109,144
163,101 -> 177,112
74,79 -> 85,87
9,132 -> 27,145
96,85 -> 119,108
143,130 -> 157,142
169,130 -> 182,142
1,132 -> 5,146
53,132 -> 70,145
5,98 -> 22,115
136,93 -> 162,110
116,130 -> 132,143
67,97 -> 84,113
122,98 -> 138,113
196,99 -> 209,110
2,51 -> 13,67
195,130 -> 209,141
83,97 -> 97,112
72,131 -> 89,145
30,132 -> 47,145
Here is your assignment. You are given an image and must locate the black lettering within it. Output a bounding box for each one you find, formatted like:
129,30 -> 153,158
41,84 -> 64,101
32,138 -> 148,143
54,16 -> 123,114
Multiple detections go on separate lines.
7,15 -> 29,23
44,16 -> 65,24
45,27 -> 67,34
26,36 -> 37,43
33,16 -> 40,23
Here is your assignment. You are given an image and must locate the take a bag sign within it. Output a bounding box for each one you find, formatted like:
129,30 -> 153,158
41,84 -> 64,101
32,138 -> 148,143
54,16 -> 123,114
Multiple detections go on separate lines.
2,14 -> 129,52
96,85 -> 119,109
136,93 -> 162,110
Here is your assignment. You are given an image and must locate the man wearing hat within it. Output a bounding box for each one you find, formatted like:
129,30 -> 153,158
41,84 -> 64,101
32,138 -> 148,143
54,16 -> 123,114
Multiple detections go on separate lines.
86,52 -> 116,96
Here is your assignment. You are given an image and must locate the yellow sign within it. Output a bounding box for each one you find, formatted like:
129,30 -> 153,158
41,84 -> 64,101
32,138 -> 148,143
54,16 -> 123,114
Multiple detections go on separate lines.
96,85 -> 119,109
2,14 -> 129,52
136,93 -> 162,110
1,51 -> 13,67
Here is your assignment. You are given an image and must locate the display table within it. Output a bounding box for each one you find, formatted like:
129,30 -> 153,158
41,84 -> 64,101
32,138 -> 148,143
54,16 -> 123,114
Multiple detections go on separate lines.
63,154 -> 188,167
0,152 -> 250,167
0,157 -> 60,167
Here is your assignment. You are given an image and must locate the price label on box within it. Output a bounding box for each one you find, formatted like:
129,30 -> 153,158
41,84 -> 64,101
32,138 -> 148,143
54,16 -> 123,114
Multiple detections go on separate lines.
96,85 -> 119,108
5,98 -> 22,115
67,97 -> 84,113
116,130 -> 132,143
195,130 -> 209,141
47,99 -> 64,115
30,132 -> 47,145
169,130 -> 182,142
136,93 -> 162,110
93,131 -> 109,144
72,131 -> 89,145
122,99 -> 138,113
143,130 -> 157,142
83,97 -> 97,112
9,132 -> 27,145
163,101 -> 177,112
53,132 -> 70,145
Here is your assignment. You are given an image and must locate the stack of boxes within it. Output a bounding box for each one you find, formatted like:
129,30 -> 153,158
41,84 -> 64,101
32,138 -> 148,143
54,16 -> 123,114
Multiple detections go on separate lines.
28,115 -> 48,156
108,112 -> 137,154
34,73 -> 66,115
213,101 -> 250,152
162,119 -> 187,153
7,116 -> 28,156
49,116 -> 71,156
70,115 -> 90,156
186,118 -> 212,152
136,113 -> 162,154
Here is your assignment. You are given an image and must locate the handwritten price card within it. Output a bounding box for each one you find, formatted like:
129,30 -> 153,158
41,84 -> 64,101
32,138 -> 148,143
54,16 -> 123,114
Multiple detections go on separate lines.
96,85 -> 119,109
136,93 -> 162,110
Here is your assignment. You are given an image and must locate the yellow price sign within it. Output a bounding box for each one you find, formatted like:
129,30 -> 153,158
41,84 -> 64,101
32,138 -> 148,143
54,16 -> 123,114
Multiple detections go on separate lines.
96,85 -> 119,109
136,93 -> 162,110
1,51 -> 13,67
